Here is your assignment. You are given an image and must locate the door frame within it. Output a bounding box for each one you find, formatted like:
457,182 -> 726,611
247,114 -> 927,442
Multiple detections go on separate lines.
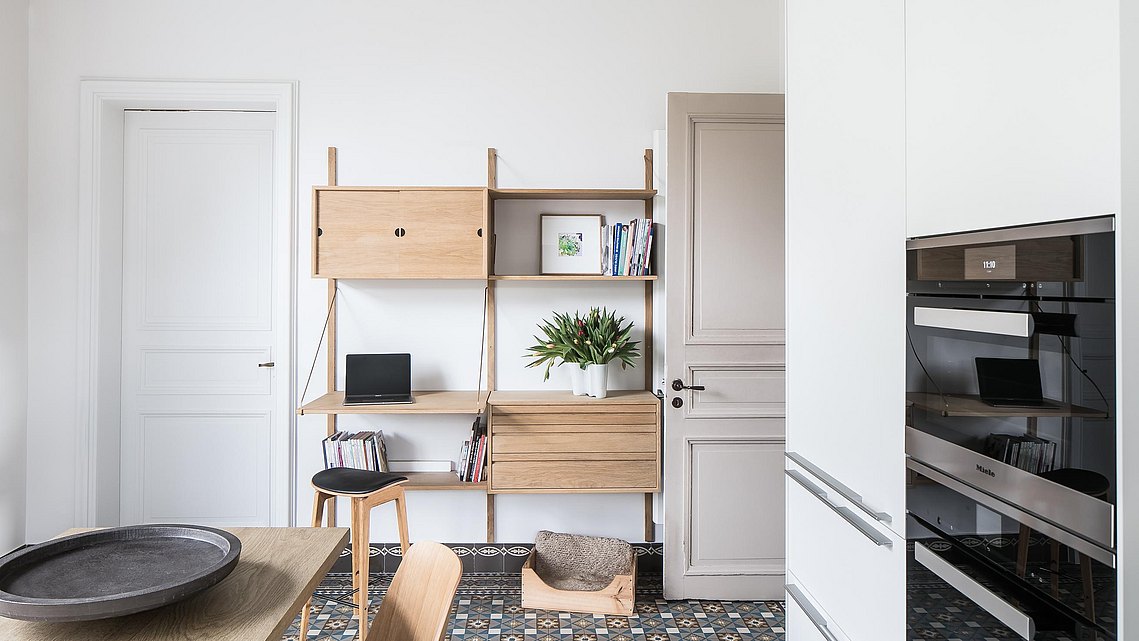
76,79 -> 297,527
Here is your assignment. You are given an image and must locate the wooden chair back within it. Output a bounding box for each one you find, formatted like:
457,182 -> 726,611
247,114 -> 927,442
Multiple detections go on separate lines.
365,541 -> 462,641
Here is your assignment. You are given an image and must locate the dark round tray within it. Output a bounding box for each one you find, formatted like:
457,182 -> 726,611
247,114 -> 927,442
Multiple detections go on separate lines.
0,524 -> 241,622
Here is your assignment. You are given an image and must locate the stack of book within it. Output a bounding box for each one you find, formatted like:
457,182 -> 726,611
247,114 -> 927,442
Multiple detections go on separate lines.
603,219 -> 654,276
323,431 -> 389,472
458,419 -> 487,483
983,433 -> 1057,474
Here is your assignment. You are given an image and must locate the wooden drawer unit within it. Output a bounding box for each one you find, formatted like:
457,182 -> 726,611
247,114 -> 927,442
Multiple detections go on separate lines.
312,187 -> 487,279
487,391 -> 661,493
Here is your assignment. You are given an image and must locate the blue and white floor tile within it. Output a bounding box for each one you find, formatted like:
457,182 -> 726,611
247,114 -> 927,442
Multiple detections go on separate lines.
282,572 -> 785,641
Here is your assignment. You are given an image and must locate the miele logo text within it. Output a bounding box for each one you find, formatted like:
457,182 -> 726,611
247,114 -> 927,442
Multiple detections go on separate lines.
976,464 -> 995,478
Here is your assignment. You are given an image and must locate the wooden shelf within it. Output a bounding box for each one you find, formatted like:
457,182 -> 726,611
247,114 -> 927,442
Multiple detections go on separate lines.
489,275 -> 656,281
906,392 -> 1109,419
488,389 -> 660,406
402,472 -> 485,491
488,188 -> 656,202
297,390 -> 489,415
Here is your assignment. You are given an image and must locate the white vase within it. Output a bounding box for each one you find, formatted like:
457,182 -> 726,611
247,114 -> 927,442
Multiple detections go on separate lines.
586,363 -> 609,399
568,365 -> 589,396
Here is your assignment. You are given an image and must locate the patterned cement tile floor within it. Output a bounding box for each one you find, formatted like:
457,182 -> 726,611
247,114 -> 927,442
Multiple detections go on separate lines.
283,572 -> 786,641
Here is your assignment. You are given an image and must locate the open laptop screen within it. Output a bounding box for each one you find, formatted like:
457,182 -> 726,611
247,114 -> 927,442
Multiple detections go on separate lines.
345,353 -> 411,397
975,357 -> 1043,403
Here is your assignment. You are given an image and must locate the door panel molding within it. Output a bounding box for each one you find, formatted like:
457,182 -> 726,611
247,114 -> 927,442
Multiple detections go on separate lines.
138,347 -> 273,395
76,80 -> 296,528
685,437 -> 786,576
685,364 -> 787,419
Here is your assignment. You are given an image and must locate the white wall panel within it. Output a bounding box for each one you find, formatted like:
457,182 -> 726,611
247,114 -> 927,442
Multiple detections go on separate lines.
0,0 -> 27,553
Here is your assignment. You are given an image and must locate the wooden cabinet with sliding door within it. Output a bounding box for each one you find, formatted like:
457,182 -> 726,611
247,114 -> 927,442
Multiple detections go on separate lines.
312,187 -> 487,279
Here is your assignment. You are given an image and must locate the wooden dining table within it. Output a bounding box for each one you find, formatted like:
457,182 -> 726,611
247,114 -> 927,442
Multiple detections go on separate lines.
0,527 -> 349,641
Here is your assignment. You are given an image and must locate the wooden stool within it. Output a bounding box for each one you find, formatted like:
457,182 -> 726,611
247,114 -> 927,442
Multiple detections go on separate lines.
300,467 -> 411,640
1015,468 -> 1108,621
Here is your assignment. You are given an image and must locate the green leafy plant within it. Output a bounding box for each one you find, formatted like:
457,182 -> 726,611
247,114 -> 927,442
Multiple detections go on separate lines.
524,311 -> 591,380
582,306 -> 640,368
524,307 -> 640,380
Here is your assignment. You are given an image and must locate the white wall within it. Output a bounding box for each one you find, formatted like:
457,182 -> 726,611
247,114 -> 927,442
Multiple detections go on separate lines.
0,0 -> 28,553
26,0 -> 784,542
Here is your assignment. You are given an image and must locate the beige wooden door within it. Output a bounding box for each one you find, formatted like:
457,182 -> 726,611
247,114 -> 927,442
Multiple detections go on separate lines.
664,93 -> 786,599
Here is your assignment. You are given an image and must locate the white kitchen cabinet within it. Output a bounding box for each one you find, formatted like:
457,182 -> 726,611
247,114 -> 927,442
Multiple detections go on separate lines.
906,0 -> 1120,238
786,0 -> 908,637
786,0 -> 907,538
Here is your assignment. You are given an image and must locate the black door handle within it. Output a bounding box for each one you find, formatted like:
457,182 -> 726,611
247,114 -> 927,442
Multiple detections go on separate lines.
671,379 -> 705,392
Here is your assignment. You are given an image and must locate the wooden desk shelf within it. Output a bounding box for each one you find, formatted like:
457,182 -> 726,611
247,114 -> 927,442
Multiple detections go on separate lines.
906,392 -> 1109,419
297,391 -> 489,416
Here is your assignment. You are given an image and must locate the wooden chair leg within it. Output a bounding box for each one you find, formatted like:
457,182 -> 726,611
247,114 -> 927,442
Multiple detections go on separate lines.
1016,524 -> 1031,577
395,489 -> 410,555
1050,539 -> 1061,597
301,490 -> 333,639
1080,553 -> 1095,620
312,491 -> 329,528
354,497 -> 372,641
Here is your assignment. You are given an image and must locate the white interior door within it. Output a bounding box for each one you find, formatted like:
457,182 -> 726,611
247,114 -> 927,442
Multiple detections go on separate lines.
120,110 -> 286,526
664,93 -> 786,599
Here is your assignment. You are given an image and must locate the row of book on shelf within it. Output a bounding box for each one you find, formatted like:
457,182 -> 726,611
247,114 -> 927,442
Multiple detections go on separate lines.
984,433 -> 1057,475
321,421 -> 488,483
602,218 -> 654,276
323,430 -> 390,472
458,418 -> 487,483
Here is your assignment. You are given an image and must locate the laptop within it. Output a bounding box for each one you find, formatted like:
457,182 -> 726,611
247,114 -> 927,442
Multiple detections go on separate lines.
343,353 -> 414,405
975,357 -> 1054,408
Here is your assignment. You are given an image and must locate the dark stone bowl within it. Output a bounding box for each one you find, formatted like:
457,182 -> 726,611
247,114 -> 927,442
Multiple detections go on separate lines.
0,524 -> 241,622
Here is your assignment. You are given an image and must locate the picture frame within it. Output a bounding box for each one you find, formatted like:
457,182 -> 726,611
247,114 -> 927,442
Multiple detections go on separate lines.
540,214 -> 603,275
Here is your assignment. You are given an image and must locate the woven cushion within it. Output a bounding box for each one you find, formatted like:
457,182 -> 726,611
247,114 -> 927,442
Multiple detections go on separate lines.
312,467 -> 407,495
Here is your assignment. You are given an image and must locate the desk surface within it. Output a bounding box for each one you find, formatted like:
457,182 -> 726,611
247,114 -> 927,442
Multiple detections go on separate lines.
0,527 -> 349,641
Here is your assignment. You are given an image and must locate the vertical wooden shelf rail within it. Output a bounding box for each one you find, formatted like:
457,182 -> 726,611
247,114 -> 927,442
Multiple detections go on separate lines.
486,148 -> 498,544
643,148 -> 655,543
325,147 -> 339,526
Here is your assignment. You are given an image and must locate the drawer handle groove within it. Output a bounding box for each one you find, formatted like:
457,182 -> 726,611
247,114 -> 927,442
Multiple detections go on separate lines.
786,451 -> 892,524
785,469 -> 892,547
785,584 -> 839,641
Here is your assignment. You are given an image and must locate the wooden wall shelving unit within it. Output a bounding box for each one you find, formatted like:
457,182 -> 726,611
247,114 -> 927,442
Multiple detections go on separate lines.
301,146 -> 661,542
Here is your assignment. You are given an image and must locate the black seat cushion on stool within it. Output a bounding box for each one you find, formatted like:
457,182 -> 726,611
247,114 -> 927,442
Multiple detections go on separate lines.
1039,468 -> 1110,498
312,467 -> 408,495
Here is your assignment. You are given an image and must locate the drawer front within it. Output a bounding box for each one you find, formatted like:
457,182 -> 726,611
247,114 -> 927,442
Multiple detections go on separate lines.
314,189 -> 402,278
492,411 -> 657,426
398,190 -> 485,278
491,460 -> 657,492
786,470 -> 905,641
493,431 -> 657,455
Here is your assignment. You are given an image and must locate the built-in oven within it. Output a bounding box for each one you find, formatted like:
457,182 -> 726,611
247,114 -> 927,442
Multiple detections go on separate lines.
905,217 -> 1116,641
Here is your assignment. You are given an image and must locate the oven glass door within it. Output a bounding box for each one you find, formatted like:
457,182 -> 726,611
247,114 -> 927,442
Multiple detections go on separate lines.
907,465 -> 1115,640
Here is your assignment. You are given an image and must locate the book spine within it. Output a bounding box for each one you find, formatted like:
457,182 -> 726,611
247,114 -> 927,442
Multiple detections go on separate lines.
643,223 -> 654,275
475,434 -> 487,483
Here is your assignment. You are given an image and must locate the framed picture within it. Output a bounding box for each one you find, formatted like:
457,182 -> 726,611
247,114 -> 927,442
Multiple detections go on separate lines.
540,214 -> 603,275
